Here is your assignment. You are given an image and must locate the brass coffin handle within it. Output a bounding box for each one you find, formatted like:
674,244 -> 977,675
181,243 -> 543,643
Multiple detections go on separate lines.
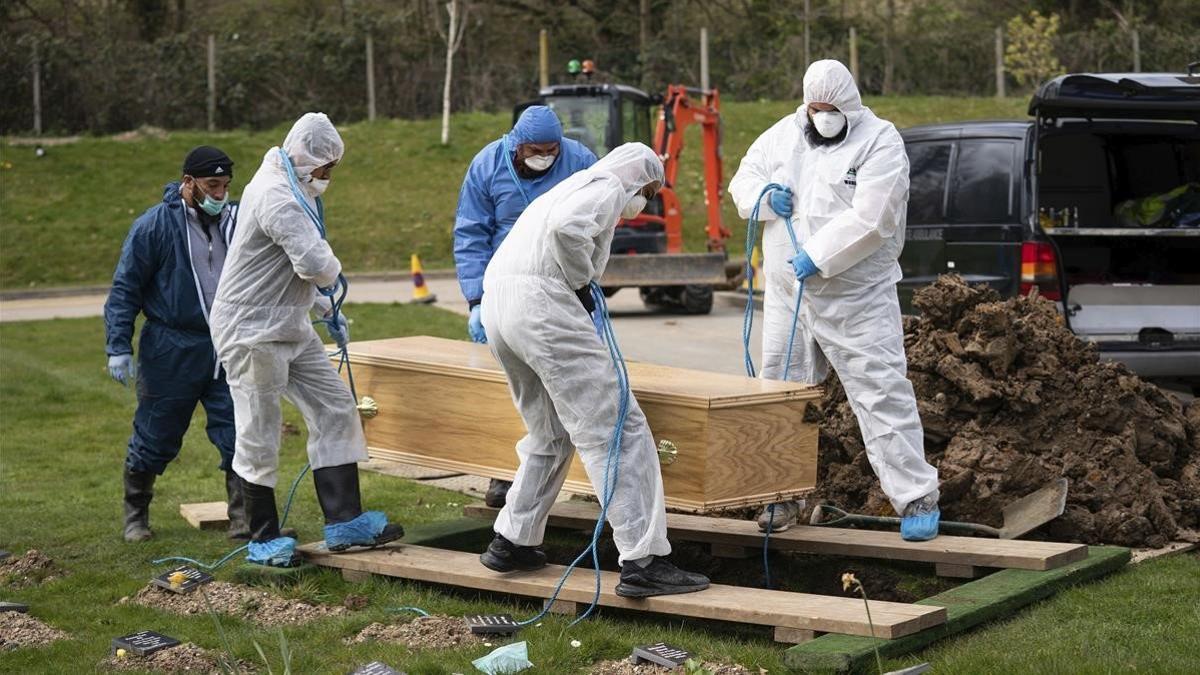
657,439 -> 678,466
357,396 -> 379,419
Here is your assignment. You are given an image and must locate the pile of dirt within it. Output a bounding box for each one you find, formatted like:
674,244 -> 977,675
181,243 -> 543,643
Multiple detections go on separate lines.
346,615 -> 482,650
102,642 -> 256,673
590,659 -> 761,674
119,581 -> 344,626
809,275 -> 1200,548
0,612 -> 69,650
1,550 -> 65,588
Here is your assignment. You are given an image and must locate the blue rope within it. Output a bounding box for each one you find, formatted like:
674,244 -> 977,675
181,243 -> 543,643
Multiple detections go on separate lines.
742,184 -> 807,589
516,281 -> 630,628
387,606 -> 431,618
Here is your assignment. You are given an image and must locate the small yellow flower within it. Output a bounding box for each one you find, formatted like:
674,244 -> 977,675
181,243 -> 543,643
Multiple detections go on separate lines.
115,648 -> 127,659
841,572 -> 859,592
168,571 -> 188,588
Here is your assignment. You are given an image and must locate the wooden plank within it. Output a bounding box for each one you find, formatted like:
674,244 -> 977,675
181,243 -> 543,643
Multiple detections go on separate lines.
774,627 -> 820,644
297,542 -> 946,639
179,502 -> 228,530
463,502 -> 1089,571
934,563 -> 984,579
784,546 -> 1130,672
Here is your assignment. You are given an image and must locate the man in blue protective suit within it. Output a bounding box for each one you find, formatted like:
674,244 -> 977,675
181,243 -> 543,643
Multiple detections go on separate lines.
104,146 -> 248,543
453,105 -> 597,508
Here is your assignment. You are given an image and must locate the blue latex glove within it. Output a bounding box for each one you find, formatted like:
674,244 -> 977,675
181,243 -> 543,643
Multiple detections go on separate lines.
324,511 -> 388,550
468,305 -> 487,344
769,187 -> 794,218
246,537 -> 298,567
789,249 -> 820,281
107,354 -> 135,385
472,641 -> 533,674
326,313 -> 350,348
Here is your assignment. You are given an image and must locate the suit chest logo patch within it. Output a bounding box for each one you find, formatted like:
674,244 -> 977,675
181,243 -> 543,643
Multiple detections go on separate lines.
844,167 -> 858,187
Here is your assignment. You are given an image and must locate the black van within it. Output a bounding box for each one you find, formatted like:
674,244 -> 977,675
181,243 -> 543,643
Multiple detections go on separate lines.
898,71 -> 1200,379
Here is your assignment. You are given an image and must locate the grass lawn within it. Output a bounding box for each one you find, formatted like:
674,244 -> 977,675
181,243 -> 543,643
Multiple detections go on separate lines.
0,97 -> 1028,290
2,304 -> 1198,673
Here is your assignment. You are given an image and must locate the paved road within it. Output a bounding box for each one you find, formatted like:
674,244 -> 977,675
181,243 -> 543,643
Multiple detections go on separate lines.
0,276 -> 761,376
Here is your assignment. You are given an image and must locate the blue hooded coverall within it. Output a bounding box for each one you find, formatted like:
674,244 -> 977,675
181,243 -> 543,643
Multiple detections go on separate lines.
453,106 -> 598,304
104,182 -> 237,475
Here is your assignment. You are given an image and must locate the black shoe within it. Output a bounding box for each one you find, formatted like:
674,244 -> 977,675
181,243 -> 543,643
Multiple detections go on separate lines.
479,534 -> 547,572
123,468 -> 156,542
616,557 -> 710,598
225,471 -> 251,540
484,479 -> 512,508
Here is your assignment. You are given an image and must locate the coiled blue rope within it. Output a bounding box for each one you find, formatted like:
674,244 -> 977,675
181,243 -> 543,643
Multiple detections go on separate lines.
743,183 -> 807,589
516,281 -> 630,628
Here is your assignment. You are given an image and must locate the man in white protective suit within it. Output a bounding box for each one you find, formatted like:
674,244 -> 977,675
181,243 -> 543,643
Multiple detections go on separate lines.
479,143 -> 710,598
729,60 -> 941,541
210,112 -> 403,567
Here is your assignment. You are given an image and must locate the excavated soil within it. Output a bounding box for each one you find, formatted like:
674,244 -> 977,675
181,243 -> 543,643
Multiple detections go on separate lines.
119,581 -> 344,626
102,642 -> 256,673
590,660 -> 760,674
1,550 -> 65,588
346,615 -> 483,649
0,612 -> 69,650
809,275 -> 1200,549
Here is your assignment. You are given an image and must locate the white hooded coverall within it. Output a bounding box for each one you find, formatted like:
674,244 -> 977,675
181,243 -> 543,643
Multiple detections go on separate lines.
209,112 -> 365,488
729,60 -> 938,513
482,143 -> 670,564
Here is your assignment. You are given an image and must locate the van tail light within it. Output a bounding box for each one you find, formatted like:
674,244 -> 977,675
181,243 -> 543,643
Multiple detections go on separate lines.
1019,241 -> 1061,301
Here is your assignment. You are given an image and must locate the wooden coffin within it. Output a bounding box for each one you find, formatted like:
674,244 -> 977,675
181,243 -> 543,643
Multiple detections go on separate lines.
344,336 -> 821,512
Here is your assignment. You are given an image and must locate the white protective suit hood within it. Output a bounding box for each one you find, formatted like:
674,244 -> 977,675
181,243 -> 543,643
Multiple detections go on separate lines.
279,112 -> 344,195
795,60 -> 865,145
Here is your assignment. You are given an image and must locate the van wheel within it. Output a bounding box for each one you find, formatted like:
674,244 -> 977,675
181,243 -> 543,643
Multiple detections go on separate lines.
638,285 -> 713,315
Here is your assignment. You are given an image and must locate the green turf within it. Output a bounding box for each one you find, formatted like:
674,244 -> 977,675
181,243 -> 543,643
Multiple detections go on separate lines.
3,304 -> 1195,673
0,97 -> 1028,291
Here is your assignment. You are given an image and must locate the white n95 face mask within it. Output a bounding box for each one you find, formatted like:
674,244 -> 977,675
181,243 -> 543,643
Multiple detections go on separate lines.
812,110 -> 846,138
621,194 -> 648,220
524,154 -> 556,172
306,177 -> 330,196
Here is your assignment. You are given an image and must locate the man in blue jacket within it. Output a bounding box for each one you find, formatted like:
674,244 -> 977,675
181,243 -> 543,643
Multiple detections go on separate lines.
453,105 -> 597,508
104,146 -> 246,543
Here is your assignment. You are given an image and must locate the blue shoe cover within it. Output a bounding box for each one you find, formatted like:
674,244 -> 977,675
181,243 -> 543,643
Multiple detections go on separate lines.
472,641 -> 533,674
324,511 -> 388,549
246,537 -> 298,566
901,510 -> 941,541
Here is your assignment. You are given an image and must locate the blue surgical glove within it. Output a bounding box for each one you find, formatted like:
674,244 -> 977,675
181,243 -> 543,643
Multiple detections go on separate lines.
107,353 -> 135,385
326,313 -> 350,349
468,305 -> 487,344
789,249 -> 820,281
769,187 -> 794,219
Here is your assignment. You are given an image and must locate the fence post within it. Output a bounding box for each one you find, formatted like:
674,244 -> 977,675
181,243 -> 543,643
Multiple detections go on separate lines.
539,29 -> 549,89
1131,29 -> 1140,72
366,34 -> 377,121
206,34 -> 216,132
700,27 -> 710,91
995,26 -> 1006,98
32,42 -> 42,136
849,26 -> 859,83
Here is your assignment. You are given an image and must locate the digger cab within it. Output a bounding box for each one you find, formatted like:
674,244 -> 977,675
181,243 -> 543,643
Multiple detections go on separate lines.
514,84 -> 668,256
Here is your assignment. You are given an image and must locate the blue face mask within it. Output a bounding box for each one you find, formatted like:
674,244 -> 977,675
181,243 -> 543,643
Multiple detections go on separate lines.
192,181 -> 227,216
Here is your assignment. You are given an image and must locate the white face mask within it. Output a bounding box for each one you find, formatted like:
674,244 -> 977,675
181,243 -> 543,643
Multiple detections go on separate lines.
621,194 -> 648,220
812,110 -> 847,138
524,154 -> 556,172
306,177 -> 330,196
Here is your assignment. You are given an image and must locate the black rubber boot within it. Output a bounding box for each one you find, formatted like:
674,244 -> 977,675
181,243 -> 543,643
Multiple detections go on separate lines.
479,534 -> 547,572
615,557 -> 710,598
241,477 -> 301,567
484,479 -> 512,508
122,468 -> 156,542
225,471 -> 250,540
313,463 -> 404,551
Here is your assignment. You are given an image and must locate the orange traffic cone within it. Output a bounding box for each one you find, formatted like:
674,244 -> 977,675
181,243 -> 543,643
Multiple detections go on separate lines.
742,245 -> 763,291
410,253 -> 437,304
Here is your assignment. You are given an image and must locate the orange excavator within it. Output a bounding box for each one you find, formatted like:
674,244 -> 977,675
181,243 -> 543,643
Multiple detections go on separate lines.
516,79 -> 730,313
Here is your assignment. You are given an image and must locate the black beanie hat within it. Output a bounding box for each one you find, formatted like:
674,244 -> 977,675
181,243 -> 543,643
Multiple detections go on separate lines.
182,146 -> 234,178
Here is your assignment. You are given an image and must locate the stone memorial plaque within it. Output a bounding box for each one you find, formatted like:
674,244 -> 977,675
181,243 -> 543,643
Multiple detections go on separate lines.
151,565 -> 214,594
631,642 -> 692,668
112,630 -> 181,656
349,661 -> 405,675
465,614 -> 520,635
0,550 -> 10,561
0,601 -> 29,613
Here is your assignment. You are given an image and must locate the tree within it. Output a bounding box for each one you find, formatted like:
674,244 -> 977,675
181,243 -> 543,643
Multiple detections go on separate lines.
435,0 -> 470,145
1004,10 -> 1064,90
